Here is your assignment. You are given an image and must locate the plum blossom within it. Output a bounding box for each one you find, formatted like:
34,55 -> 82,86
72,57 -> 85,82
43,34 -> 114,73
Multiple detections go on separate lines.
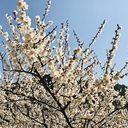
0,0 -> 127,128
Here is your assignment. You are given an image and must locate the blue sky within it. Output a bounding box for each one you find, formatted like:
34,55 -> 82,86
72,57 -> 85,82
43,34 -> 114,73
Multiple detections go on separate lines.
0,0 -> 128,85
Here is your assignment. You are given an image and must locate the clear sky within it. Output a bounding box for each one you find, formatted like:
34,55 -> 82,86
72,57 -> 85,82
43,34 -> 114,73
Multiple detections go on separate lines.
0,0 -> 128,85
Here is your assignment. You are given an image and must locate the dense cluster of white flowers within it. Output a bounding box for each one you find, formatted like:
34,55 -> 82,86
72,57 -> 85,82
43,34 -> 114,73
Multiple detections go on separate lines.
0,0 -> 128,127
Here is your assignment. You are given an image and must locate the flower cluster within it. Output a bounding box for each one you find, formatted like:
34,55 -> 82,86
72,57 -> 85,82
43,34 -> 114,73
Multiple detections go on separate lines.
0,0 -> 128,128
